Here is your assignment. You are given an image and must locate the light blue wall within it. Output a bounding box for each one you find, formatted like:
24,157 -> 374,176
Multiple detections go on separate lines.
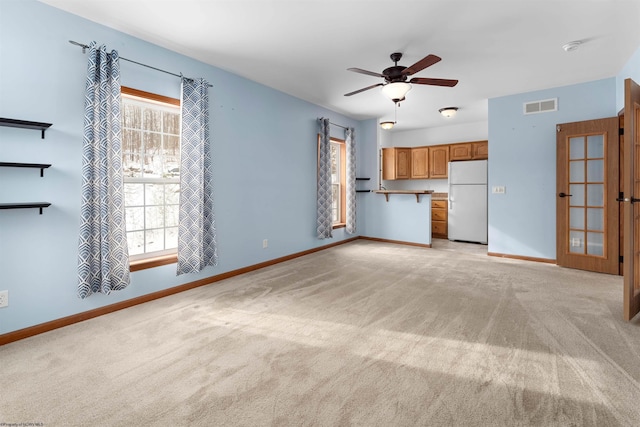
487,78 -> 617,259
617,45 -> 640,111
0,0 -> 366,334
361,194 -> 431,245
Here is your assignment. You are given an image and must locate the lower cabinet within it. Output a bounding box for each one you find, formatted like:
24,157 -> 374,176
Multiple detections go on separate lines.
431,199 -> 448,239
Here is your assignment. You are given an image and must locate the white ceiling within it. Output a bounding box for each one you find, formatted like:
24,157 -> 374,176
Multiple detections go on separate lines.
40,0 -> 640,131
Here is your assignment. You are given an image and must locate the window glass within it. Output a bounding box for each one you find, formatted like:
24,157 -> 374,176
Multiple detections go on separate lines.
121,88 -> 180,259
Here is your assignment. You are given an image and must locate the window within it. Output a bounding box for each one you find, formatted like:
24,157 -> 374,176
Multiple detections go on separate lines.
121,87 -> 181,263
320,136 -> 346,227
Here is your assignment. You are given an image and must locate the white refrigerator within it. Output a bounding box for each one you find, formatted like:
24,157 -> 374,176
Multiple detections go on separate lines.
448,160 -> 488,244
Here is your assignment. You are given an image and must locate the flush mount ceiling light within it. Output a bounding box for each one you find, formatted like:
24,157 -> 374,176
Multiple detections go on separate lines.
380,121 -> 395,130
562,41 -> 581,52
439,107 -> 458,118
381,82 -> 412,103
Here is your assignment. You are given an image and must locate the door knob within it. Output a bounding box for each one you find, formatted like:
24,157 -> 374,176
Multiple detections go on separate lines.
559,192 -> 572,198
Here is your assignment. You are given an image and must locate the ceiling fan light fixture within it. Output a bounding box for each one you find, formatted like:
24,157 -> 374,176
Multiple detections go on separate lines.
381,82 -> 412,102
380,121 -> 395,130
439,107 -> 458,118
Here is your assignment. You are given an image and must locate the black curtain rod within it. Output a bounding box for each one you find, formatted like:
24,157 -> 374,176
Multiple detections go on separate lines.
69,40 -> 212,87
317,117 -> 349,130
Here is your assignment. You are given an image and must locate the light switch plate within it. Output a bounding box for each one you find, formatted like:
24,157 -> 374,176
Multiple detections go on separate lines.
492,186 -> 506,194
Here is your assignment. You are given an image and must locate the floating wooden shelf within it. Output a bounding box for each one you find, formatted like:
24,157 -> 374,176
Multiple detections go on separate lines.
0,162 -> 51,177
0,118 -> 52,139
373,190 -> 433,203
356,177 -> 371,193
0,202 -> 51,214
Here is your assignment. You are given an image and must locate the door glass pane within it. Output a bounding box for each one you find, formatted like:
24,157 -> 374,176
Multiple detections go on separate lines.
569,184 -> 585,206
587,232 -> 604,256
569,230 -> 584,253
569,137 -> 584,160
587,134 -> 604,158
570,207 -> 585,229
587,159 -> 604,182
587,184 -> 604,206
587,208 -> 604,231
570,160 -> 585,182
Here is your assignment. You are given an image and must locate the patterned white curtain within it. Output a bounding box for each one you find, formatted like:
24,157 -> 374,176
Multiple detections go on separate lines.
345,127 -> 356,234
77,42 -> 130,299
317,118 -> 333,239
177,77 -> 218,275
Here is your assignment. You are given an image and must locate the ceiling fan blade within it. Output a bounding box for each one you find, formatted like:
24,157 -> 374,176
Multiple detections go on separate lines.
344,83 -> 384,96
409,77 -> 458,87
347,67 -> 386,78
401,54 -> 442,76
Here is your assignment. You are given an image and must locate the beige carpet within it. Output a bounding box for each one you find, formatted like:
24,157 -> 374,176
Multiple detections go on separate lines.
1,240 -> 640,426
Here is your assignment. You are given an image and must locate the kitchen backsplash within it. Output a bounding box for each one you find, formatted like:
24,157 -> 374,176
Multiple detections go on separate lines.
381,178 -> 448,193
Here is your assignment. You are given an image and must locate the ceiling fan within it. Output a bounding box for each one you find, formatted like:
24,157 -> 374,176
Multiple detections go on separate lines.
344,52 -> 458,103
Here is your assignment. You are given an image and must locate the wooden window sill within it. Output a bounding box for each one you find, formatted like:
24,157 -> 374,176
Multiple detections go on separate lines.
130,254 -> 177,272
333,223 -> 346,229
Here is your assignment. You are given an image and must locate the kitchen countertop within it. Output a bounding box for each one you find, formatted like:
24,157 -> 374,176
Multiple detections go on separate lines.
431,192 -> 448,200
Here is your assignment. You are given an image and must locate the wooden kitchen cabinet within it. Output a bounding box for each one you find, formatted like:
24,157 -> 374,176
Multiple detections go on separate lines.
411,147 -> 429,179
449,143 -> 472,161
431,199 -> 448,239
429,145 -> 449,179
382,147 -> 411,180
471,140 -> 488,159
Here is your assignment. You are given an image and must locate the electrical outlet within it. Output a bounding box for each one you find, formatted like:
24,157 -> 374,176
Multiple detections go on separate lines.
0,290 -> 8,308
263,239 -> 268,249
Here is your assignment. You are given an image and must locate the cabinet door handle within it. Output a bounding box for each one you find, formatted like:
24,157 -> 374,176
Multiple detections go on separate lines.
558,192 -> 572,198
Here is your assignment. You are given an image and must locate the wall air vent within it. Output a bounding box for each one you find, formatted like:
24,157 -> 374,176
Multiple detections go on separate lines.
523,98 -> 557,115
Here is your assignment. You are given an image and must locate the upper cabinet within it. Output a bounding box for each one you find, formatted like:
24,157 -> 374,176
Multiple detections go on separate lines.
429,145 -> 449,179
411,147 -> 429,179
449,140 -> 488,161
382,147 -> 411,180
449,143 -> 472,161
382,140 -> 488,180
471,140 -> 488,160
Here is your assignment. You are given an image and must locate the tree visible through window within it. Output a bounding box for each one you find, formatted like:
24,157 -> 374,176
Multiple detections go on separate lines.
121,87 -> 181,259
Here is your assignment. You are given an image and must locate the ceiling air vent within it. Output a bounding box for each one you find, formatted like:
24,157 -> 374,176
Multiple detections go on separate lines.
523,98 -> 557,115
